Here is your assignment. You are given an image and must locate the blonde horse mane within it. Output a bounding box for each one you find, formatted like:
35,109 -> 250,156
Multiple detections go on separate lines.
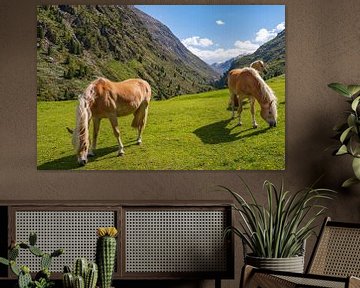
73,81 -> 96,156
247,68 -> 277,109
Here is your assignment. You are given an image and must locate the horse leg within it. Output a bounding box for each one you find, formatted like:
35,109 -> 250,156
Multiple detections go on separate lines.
250,98 -> 258,128
89,117 -> 100,157
109,116 -> 125,156
230,93 -> 236,119
237,97 -> 243,126
133,101 -> 149,145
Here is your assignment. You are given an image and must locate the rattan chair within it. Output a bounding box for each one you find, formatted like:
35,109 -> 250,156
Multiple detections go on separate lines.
241,217 -> 360,288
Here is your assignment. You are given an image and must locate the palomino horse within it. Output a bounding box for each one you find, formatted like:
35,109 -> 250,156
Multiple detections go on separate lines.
228,67 -> 277,128
230,60 -> 266,108
68,77 -> 151,166
250,60 -> 266,74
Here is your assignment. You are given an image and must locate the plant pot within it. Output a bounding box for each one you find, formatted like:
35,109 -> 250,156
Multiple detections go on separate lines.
245,254 -> 304,273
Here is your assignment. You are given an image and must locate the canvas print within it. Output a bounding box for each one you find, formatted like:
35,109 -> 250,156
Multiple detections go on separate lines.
37,5 -> 285,170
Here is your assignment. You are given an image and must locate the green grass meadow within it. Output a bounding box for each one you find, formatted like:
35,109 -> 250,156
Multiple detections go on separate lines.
37,75 -> 285,170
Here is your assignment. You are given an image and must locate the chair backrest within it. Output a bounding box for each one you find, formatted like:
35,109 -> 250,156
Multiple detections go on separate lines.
307,217 -> 360,277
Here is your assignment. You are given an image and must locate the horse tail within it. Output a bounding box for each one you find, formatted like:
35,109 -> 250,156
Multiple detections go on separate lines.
74,81 -> 96,155
131,81 -> 151,129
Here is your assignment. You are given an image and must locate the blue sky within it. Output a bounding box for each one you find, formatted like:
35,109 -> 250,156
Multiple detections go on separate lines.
135,5 -> 285,64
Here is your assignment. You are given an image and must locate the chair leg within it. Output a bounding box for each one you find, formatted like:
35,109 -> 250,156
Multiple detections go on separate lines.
215,278 -> 221,288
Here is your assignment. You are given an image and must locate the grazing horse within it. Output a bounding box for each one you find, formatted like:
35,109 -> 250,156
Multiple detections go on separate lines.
230,60 -> 266,108
228,67 -> 277,128
68,77 -> 151,166
250,60 -> 266,74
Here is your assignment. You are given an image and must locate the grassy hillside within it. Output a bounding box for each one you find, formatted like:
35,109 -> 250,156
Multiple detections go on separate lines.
37,75 -> 285,170
37,5 -> 218,101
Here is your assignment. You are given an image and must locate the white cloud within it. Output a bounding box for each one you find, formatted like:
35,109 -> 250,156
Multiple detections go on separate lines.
181,21 -> 284,64
276,22 -> 285,31
181,36 -> 213,47
185,40 -> 259,64
234,40 -> 260,51
216,20 -> 225,25
255,22 -> 285,44
255,28 -> 277,43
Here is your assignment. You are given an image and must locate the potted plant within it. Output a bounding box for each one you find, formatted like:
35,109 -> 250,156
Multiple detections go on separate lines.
0,232 -> 63,288
328,83 -> 360,187
222,179 -> 334,273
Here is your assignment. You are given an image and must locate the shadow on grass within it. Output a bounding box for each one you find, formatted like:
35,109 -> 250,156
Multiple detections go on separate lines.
193,118 -> 270,144
37,145 -> 120,170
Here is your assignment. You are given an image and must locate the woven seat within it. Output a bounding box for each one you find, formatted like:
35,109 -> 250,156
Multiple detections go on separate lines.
241,217 -> 360,288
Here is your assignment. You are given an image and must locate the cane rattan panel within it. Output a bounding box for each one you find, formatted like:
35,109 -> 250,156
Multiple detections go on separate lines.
309,226 -> 360,277
125,210 -> 228,273
15,211 -> 115,272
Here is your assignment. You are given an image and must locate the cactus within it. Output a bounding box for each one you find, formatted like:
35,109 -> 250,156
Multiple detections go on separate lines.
74,258 -> 87,279
9,246 -> 19,260
18,267 -> 32,288
10,260 -> 20,276
0,257 -> 9,266
29,232 -> 37,246
64,265 -> 72,273
63,272 -> 74,288
35,268 -> 50,281
85,263 -> 98,288
41,253 -> 52,270
63,260 -> 98,288
74,275 -> 85,288
0,232 -> 63,288
29,245 -> 44,257
96,227 -> 118,288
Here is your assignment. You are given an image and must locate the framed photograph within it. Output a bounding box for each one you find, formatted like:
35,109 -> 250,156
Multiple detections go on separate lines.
37,4 -> 285,170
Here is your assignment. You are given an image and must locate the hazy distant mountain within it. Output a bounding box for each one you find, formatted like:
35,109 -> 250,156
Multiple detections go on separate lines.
215,30 -> 285,87
37,5 -> 219,101
210,53 -> 248,74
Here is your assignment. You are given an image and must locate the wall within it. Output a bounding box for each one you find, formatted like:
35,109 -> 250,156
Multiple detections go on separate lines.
1,0 -> 360,287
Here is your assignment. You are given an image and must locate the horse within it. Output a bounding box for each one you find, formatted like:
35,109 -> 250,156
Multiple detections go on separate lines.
229,60 -> 266,108
228,67 -> 277,128
67,77 -> 152,166
250,60 -> 266,74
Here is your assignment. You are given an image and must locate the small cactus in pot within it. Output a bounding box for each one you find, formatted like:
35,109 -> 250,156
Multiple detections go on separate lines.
62,259 -> 98,288
96,227 -> 118,288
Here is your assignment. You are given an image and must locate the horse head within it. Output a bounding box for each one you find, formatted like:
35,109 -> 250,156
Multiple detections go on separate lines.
66,126 -> 88,166
260,100 -> 277,127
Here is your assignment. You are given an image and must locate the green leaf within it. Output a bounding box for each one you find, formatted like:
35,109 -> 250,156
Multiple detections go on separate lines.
336,145 -> 348,155
349,135 -> 360,156
342,177 -> 360,188
352,157 -> 360,179
347,114 -> 356,127
347,85 -> 360,97
340,127 -> 352,143
351,96 -> 360,111
0,257 -> 9,266
328,83 -> 351,97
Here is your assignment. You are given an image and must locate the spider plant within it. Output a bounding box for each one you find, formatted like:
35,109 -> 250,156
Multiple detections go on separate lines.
222,180 -> 335,258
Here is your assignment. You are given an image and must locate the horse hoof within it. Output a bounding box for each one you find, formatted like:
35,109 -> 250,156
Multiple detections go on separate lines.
253,124 -> 258,129
118,151 -> 125,157
238,122 -> 242,126
137,141 -> 142,145
78,160 -> 87,166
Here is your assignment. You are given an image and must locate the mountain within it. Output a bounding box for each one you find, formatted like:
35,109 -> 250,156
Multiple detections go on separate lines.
36,5 -> 219,101
215,29 -> 285,87
210,53 -> 248,74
